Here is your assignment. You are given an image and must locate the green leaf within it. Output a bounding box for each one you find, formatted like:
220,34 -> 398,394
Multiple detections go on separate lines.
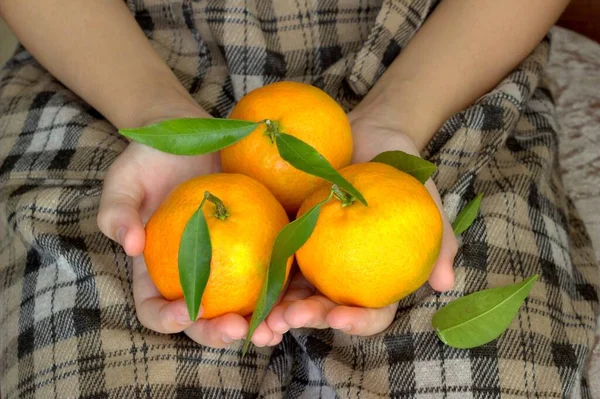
119,118 -> 259,155
275,133 -> 367,206
178,197 -> 212,321
371,150 -> 437,184
432,274 -> 538,349
243,192 -> 333,354
452,193 -> 484,235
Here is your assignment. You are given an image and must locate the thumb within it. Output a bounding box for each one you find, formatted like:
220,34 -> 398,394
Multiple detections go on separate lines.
423,180 -> 458,292
428,215 -> 457,292
98,168 -> 146,257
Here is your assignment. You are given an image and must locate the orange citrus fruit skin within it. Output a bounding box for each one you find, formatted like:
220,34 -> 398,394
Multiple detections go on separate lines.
144,173 -> 292,319
221,81 -> 353,213
296,162 -> 443,308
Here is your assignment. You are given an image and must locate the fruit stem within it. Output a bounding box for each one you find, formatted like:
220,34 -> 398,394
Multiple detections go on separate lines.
331,185 -> 355,207
264,119 -> 281,143
203,191 -> 229,220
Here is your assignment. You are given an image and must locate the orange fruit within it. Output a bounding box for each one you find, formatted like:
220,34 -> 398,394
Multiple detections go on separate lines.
221,81 -> 353,213
296,162 -> 443,308
144,173 -> 292,319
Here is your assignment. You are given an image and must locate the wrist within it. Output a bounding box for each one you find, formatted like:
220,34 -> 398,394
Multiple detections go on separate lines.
351,78 -> 449,152
349,112 -> 421,163
120,88 -> 219,172
117,83 -> 211,129
129,101 -> 219,170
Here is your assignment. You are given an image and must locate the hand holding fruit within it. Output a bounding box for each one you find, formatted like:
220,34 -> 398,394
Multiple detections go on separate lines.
349,111 -> 458,293
107,82 -> 458,350
97,111 -> 280,348
266,110 -> 458,338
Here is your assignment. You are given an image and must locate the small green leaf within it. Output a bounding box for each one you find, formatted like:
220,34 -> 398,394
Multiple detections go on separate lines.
432,274 -> 538,349
452,193 -> 484,235
371,150 -> 437,184
275,133 -> 367,206
119,118 -> 259,155
178,197 -> 212,321
243,192 -> 333,354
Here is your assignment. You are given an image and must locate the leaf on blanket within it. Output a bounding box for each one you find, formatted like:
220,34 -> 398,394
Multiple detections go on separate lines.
432,275 -> 538,349
452,193 -> 483,235
371,150 -> 437,184
119,118 -> 259,155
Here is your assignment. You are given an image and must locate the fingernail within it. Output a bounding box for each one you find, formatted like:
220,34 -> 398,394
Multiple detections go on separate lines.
117,227 -> 126,246
222,335 -> 234,343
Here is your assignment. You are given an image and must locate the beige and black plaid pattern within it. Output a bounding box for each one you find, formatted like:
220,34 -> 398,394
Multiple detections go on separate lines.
1,1 -> 598,397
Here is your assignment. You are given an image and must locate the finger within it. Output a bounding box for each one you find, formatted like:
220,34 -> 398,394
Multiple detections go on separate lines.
424,180 -> 458,292
280,272 -> 316,302
267,333 -> 283,347
132,256 -> 198,333
136,297 -> 200,334
98,165 -> 146,257
266,302 -> 293,334
428,216 -> 458,292
267,273 -> 318,334
184,313 -> 248,349
267,333 -> 283,346
249,321 -> 274,347
283,296 -> 337,329
326,303 -> 398,336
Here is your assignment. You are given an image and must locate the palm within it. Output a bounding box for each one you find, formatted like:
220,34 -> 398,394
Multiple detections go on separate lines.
266,272 -> 398,336
349,117 -> 457,292
123,142 -> 221,222
266,115 -> 457,338
100,143 -> 282,348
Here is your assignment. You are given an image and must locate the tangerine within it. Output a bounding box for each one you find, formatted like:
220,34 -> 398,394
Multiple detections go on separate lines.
144,173 -> 292,319
221,81 -> 353,213
296,162 -> 443,308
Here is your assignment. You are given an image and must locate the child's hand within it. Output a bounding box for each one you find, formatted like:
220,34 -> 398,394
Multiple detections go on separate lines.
130,253 -> 279,348
266,272 -> 399,338
350,115 -> 458,293
97,136 -> 277,348
265,112 -> 458,338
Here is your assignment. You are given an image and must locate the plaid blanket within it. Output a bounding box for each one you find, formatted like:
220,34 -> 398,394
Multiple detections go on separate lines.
1,0 -> 598,397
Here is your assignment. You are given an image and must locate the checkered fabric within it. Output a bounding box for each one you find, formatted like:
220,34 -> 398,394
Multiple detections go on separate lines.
1,0 -> 598,397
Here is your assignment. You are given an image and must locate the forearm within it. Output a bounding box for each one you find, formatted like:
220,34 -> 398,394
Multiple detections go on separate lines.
354,0 -> 569,151
0,0 -> 207,128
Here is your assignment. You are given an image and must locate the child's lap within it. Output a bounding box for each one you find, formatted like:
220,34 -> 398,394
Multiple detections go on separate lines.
0,2 -> 598,397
